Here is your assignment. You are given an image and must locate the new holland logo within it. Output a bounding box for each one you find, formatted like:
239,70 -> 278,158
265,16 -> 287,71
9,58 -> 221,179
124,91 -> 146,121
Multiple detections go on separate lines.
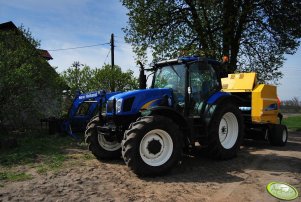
267,182 -> 299,201
264,103 -> 278,111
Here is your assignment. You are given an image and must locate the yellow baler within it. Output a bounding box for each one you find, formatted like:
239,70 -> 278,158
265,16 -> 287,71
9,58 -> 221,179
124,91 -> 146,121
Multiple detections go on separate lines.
221,72 -> 279,124
252,84 -> 279,124
220,72 -> 286,146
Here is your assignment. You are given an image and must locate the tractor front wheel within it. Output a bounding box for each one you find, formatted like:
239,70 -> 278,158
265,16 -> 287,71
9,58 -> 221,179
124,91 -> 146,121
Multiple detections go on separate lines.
85,116 -> 121,159
121,116 -> 182,176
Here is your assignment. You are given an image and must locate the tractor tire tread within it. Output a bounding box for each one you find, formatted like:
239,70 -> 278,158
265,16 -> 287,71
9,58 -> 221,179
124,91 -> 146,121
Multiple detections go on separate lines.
121,115 -> 183,176
207,102 -> 244,160
85,116 -> 121,159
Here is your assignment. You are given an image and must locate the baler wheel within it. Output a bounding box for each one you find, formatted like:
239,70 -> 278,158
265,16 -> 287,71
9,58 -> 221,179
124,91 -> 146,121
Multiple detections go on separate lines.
269,124 -> 288,146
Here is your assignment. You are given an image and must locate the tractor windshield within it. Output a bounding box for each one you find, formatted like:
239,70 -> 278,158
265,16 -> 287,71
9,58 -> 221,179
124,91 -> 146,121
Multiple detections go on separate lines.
153,64 -> 186,111
153,64 -> 185,90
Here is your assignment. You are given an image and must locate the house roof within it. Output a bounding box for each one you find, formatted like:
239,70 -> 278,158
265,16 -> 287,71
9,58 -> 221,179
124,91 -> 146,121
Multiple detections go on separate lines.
0,21 -> 53,60
0,21 -> 17,31
39,49 -> 53,60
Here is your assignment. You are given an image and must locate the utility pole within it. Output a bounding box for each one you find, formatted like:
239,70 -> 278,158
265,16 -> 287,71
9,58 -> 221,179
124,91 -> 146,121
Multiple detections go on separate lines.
110,33 -> 115,92
110,33 -> 114,69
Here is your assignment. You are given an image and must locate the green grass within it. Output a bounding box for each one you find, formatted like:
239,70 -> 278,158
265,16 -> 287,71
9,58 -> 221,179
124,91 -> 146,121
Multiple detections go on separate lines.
35,154 -> 67,174
283,115 -> 301,131
0,171 -> 32,181
0,130 -> 91,179
0,131 -> 75,167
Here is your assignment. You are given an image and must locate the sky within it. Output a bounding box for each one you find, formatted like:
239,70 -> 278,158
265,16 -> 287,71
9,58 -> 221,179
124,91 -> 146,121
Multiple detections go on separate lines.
0,0 -> 300,100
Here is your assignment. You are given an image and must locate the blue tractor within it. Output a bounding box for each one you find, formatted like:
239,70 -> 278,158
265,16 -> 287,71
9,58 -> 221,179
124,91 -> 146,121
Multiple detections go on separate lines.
85,56 -> 286,176
61,90 -> 120,138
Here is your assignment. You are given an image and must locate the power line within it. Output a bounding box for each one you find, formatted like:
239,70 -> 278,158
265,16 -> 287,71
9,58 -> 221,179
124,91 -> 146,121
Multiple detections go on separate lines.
48,42 -> 110,51
104,49 -> 111,64
284,67 -> 301,69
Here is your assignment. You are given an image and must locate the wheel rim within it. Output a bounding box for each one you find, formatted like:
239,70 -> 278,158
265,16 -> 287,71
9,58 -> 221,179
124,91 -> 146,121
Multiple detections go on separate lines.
282,129 -> 287,142
218,112 -> 239,149
139,129 -> 173,167
98,135 -> 121,151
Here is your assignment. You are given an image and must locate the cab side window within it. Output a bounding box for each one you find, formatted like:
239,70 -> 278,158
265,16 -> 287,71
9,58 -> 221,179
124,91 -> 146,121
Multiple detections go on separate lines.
76,102 -> 92,116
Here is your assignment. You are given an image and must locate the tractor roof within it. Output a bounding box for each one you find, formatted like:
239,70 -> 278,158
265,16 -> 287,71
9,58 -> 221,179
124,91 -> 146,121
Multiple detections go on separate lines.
155,56 -> 221,67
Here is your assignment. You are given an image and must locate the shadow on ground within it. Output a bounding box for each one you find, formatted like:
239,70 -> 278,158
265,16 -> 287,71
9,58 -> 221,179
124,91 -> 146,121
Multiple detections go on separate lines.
140,132 -> 301,183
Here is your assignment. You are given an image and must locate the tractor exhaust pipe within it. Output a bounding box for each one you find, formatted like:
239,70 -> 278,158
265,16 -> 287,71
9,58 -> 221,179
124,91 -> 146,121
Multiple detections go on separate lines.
138,61 -> 147,89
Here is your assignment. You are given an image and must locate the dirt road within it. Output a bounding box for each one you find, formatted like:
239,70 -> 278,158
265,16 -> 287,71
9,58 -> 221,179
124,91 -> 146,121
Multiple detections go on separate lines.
1,132 -> 301,202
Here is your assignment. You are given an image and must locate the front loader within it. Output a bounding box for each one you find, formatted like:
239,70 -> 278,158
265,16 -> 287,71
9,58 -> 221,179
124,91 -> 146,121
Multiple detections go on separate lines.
85,56 -> 287,176
44,90 -> 121,138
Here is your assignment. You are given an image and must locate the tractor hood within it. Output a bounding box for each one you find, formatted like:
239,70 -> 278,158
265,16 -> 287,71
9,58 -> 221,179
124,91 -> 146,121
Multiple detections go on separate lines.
107,88 -> 173,115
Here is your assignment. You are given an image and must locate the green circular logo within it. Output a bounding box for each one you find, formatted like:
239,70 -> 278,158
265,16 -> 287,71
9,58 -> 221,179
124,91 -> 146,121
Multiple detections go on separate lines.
267,182 -> 299,201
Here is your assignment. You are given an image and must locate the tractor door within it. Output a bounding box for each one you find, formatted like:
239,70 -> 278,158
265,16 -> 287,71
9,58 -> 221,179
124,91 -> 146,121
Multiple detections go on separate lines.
188,61 -> 219,117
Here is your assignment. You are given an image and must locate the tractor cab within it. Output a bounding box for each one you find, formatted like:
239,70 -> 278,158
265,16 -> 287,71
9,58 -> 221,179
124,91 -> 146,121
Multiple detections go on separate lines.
151,57 -> 221,118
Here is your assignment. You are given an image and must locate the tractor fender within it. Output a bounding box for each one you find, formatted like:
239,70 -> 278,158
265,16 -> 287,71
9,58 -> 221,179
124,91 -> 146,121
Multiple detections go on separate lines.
203,92 -> 240,126
207,91 -> 231,105
195,93 -> 243,143
147,106 -> 189,131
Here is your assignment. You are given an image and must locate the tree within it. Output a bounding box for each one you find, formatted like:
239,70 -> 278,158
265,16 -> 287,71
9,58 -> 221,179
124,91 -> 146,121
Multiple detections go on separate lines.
61,63 -> 138,94
122,0 -> 301,82
281,97 -> 301,112
0,26 -> 66,129
92,64 -> 138,92
61,62 -> 95,94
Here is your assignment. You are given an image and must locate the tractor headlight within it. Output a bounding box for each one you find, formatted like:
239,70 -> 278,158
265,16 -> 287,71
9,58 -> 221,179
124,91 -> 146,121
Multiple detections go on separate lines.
116,98 -> 123,113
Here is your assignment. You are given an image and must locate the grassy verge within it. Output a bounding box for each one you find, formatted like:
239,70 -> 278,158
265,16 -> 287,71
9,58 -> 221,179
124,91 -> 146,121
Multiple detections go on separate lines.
283,115 -> 301,132
0,171 -> 32,181
0,130 -> 89,183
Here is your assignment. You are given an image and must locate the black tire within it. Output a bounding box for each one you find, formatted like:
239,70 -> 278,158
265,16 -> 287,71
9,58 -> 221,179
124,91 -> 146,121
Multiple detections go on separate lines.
207,102 -> 244,159
269,124 -> 288,146
85,115 -> 99,130
121,116 -> 183,176
85,116 -> 121,159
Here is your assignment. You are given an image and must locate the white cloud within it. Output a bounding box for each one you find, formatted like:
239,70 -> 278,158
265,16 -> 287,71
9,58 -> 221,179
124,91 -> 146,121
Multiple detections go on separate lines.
115,42 -> 137,72
278,67 -> 301,100
48,47 -> 109,72
278,49 -> 301,100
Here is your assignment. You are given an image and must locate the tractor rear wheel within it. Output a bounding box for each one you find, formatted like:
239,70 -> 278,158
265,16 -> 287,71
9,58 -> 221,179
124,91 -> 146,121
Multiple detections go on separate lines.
207,102 -> 244,159
85,116 -> 121,159
269,124 -> 288,146
121,116 -> 182,176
